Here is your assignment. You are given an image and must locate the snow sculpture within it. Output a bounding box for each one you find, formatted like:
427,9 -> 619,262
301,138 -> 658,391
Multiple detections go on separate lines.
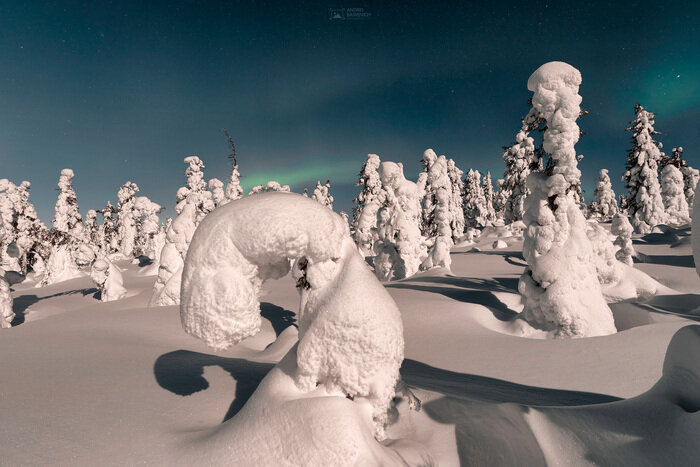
351,154 -> 383,256
372,162 -> 426,280
611,213 -> 635,267
90,257 -> 126,302
53,169 -> 82,235
311,180 -> 334,209
661,164 -> 691,226
518,62 -> 616,338
180,192 -> 404,438
589,169 -> 618,221
623,104 -> 667,234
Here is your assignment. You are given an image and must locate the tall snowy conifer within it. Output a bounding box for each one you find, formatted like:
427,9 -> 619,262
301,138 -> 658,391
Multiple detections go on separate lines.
481,170 -> 497,225
351,154 -> 383,256
312,180 -> 334,209
222,130 -> 244,203
463,169 -> 488,229
117,181 -> 139,258
446,159 -> 465,241
53,169 -> 82,236
589,169 -> 618,221
500,127 -> 537,224
623,104 -> 667,234
518,61 -> 615,338
660,164 -> 691,225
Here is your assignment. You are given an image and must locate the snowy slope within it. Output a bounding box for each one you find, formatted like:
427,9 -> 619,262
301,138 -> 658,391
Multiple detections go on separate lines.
1,227 -> 699,465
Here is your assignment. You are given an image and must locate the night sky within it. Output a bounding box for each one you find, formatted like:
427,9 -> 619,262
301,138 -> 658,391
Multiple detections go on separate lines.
1,0 -> 698,222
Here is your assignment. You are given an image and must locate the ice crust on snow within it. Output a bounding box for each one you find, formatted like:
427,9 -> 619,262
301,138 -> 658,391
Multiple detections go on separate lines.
180,192 -> 404,437
519,62 -> 616,338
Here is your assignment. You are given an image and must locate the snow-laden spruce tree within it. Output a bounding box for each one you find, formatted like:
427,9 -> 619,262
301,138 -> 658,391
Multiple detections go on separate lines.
97,202 -> 118,254
249,181 -> 291,194
664,147 -> 700,211
180,192 -> 405,440
501,127 -> 537,224
0,179 -> 31,272
623,104 -> 667,234
372,162 -> 426,280
421,186 -> 452,270
518,62 -> 616,338
53,169 -> 82,236
117,181 -> 139,258
39,243 -> 84,287
0,215 -> 13,328
208,178 -> 226,207
586,220 -> 621,286
15,196 -> 45,274
312,180 -> 334,209
91,257 -> 127,302
446,159 -> 465,241
419,148 -> 439,236
133,196 -> 163,259
481,170 -> 497,226
463,169 -> 488,229
589,169 -> 618,221
611,213 -> 635,266
85,210 -> 99,246
660,164 -> 691,226
178,156 -> 215,221
493,178 -> 508,222
419,153 -> 453,270
351,154 -> 383,256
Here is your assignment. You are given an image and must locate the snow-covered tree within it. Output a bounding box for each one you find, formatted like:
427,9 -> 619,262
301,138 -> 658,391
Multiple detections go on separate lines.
372,162 -> 426,280
589,169 -> 618,221
249,181 -> 291,195
501,127 -> 537,224
419,149 -> 439,236
223,130 -> 243,203
91,257 -> 127,302
311,180 -> 334,210
493,178 -> 508,221
664,147 -> 700,211
420,153 -> 453,270
0,179 -> 43,273
39,244 -> 84,287
586,220 -> 621,286
518,61 -> 616,338
85,210 -> 99,245
446,159 -> 465,241
623,104 -> 667,234
53,169 -> 82,236
117,181 -> 139,258
179,192 -> 404,439
463,169 -> 488,229
178,156 -> 215,221
481,170 -> 497,225
611,213 -> 635,266
208,178 -> 226,207
133,196 -> 163,258
97,202 -> 118,254
351,154 -> 383,256
0,214 -> 13,328
421,187 -> 452,271
660,164 -> 691,226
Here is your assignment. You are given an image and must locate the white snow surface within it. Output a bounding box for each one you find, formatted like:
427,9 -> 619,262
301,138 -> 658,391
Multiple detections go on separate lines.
1,220 -> 699,465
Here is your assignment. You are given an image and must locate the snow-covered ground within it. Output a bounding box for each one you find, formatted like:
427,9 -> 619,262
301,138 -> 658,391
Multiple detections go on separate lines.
1,226 -> 699,465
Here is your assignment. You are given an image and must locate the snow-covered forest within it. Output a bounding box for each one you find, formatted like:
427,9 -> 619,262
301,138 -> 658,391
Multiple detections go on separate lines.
1,59 -> 699,465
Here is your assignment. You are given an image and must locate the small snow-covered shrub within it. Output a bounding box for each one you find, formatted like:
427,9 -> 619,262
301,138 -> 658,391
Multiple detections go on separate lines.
91,257 -> 126,302
586,220 -> 621,285
180,192 -> 404,438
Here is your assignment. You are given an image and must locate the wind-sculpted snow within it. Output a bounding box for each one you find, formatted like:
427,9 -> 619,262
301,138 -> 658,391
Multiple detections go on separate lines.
180,192 -> 405,438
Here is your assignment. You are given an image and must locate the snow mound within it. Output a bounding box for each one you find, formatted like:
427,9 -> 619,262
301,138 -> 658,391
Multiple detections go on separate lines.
180,192 -> 405,438
492,239 -> 508,249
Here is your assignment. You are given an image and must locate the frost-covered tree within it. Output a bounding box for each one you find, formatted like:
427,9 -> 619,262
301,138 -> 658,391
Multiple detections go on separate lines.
586,220 -> 621,286
664,147 -> 700,211
463,169 -> 488,229
518,62 -> 616,338
91,257 -> 127,302
419,149 -> 439,236
179,156 -> 215,221
0,179 -> 42,273
311,180 -> 334,210
493,178 -> 508,221
85,210 -> 99,245
481,170 -> 497,225
611,213 -> 635,266
623,104 -> 667,234
117,181 -> 139,258
249,181 -> 291,195
589,169 -> 618,221
420,153 -> 453,270
446,159 -> 465,241
501,127 -> 537,224
97,202 -> 118,254
53,169 -> 82,236
208,178 -> 226,207
223,130 -> 244,203
660,164 -> 691,226
0,215 -> 13,328
351,154 -> 383,256
372,162 -> 426,281
180,192 -> 405,440
421,187 -> 452,271
39,244 -> 84,287
134,196 -> 163,258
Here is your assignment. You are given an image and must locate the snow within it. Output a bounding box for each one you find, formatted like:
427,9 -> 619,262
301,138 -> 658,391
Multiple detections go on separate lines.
1,215 -> 700,464
91,257 -> 127,302
661,164 -> 691,226
694,184 -> 700,279
180,192 -> 404,438
38,244 -> 84,286
519,62 -> 616,338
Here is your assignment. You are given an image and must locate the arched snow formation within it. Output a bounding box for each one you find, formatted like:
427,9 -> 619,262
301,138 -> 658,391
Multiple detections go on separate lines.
180,192 -> 405,436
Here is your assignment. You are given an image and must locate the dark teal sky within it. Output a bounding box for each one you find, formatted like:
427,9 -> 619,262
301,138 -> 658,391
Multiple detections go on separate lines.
1,0 -> 698,222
